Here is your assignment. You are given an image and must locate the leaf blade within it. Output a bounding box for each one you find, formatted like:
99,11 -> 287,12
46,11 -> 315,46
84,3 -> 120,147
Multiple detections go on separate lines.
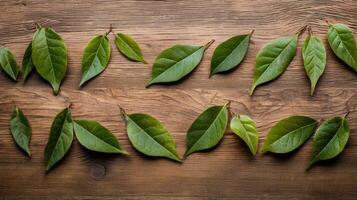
10,106 -> 31,156
115,33 -> 146,63
22,42 -> 35,81
0,47 -> 20,81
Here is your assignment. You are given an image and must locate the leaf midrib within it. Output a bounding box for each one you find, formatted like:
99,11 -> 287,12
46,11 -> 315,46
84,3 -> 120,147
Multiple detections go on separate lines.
331,26 -> 357,65
42,29 -> 58,84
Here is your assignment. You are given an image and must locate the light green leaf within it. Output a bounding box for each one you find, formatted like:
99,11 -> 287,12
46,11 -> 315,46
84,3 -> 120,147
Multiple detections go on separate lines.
0,47 -> 20,81
308,116 -> 349,169
79,35 -> 111,86
44,108 -> 73,171
185,104 -> 228,157
22,42 -> 35,81
230,114 -> 259,156
10,106 -> 31,156
261,116 -> 318,154
210,33 -> 251,77
327,23 -> 357,71
74,120 -> 127,154
32,27 -> 67,95
115,33 -> 146,63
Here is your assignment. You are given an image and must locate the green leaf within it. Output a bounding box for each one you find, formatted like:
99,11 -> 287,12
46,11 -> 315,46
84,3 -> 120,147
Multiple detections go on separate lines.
115,33 -> 146,63
122,111 -> 181,162
302,31 -> 326,95
10,106 -> 31,156
32,27 -> 67,95
308,116 -> 349,169
79,35 -> 111,86
250,36 -> 297,95
210,33 -> 251,77
327,23 -> 357,71
74,120 -> 127,154
146,40 -> 214,87
185,104 -> 228,157
0,47 -> 20,81
261,116 -> 318,154
44,108 -> 73,171
22,42 -> 35,81
230,114 -> 259,156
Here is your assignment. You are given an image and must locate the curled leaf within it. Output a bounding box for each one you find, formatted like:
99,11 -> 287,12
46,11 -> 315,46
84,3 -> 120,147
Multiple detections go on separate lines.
115,33 -> 146,63
0,47 -> 20,81
10,106 -> 31,156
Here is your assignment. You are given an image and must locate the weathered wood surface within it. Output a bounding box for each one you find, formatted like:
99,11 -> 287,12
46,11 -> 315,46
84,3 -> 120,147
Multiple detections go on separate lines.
0,0 -> 357,199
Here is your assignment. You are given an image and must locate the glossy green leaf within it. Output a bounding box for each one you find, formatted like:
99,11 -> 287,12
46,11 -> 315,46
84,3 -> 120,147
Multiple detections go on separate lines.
185,104 -> 228,157
261,116 -> 318,154
210,33 -> 251,77
302,32 -> 326,95
74,120 -> 127,154
79,35 -> 111,86
122,111 -> 181,162
327,23 -> 357,71
146,40 -> 213,87
250,36 -> 297,95
308,116 -> 349,169
0,47 -> 20,81
10,106 -> 31,156
44,108 -> 73,171
115,33 -> 146,63
32,27 -> 67,95
22,42 -> 35,81
230,114 -> 259,156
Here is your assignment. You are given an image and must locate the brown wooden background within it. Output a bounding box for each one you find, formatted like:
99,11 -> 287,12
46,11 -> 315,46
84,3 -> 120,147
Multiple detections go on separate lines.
0,0 -> 357,199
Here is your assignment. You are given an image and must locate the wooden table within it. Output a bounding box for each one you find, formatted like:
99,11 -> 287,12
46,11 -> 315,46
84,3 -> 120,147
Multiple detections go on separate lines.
0,0 -> 356,199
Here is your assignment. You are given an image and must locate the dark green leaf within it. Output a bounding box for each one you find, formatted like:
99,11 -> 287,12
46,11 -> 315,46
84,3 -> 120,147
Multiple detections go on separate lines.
327,23 -> 357,71
22,42 -> 35,81
44,108 -> 73,171
210,33 -> 251,77
185,104 -> 228,157
74,120 -> 127,154
32,27 -> 67,95
261,116 -> 318,154
308,116 -> 349,169
115,33 -> 146,63
79,35 -> 111,86
10,106 -> 31,156
0,47 -> 20,81
230,114 -> 259,156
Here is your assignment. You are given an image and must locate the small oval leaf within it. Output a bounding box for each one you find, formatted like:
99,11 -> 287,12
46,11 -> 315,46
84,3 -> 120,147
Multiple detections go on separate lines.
10,106 -> 31,156
261,116 -> 318,154
210,33 -> 251,77
123,112 -> 181,162
32,27 -> 67,95
230,114 -> 259,156
22,42 -> 35,81
308,116 -> 349,169
327,23 -> 357,71
79,35 -> 111,86
115,33 -> 146,63
185,104 -> 228,157
44,108 -> 73,171
74,120 -> 127,154
0,47 -> 20,81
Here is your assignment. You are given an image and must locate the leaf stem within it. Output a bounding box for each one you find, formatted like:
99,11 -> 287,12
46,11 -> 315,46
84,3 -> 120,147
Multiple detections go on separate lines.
118,104 -> 128,121
325,20 -> 332,27
105,24 -> 113,36
34,22 -> 41,29
344,110 -> 352,119
224,100 -> 231,109
249,29 -> 255,37
296,25 -> 308,38
204,39 -> 215,49
308,26 -> 313,36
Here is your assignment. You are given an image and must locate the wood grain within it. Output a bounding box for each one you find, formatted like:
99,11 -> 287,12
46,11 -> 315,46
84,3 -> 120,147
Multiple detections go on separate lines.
0,0 -> 357,199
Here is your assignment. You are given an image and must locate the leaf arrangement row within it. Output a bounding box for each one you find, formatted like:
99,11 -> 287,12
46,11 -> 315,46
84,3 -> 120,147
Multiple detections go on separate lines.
0,22 -> 356,95
10,104 -> 350,172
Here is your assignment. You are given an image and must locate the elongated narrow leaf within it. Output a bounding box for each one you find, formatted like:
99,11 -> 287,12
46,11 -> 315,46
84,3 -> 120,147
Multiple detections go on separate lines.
10,106 -> 31,156
115,33 -> 146,63
22,42 -> 35,81
327,23 -> 357,71
0,47 -> 20,81
79,35 -> 111,86
123,111 -> 181,162
146,40 -> 213,87
251,36 -> 297,95
210,33 -> 251,76
44,108 -> 73,171
74,120 -> 127,154
185,104 -> 228,157
261,116 -> 318,154
309,116 -> 349,169
230,114 -> 259,156
302,32 -> 326,95
32,27 -> 67,95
